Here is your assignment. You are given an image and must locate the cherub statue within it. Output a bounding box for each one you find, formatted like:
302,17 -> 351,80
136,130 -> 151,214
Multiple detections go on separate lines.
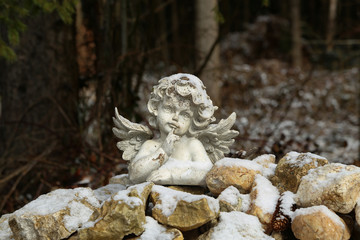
113,73 -> 238,186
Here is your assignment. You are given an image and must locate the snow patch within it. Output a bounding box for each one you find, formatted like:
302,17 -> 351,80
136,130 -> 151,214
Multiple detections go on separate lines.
210,212 -> 274,240
215,158 -> 263,172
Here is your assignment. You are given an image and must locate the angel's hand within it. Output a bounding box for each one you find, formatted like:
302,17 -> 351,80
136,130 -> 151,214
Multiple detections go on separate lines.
147,169 -> 172,184
161,129 -> 180,156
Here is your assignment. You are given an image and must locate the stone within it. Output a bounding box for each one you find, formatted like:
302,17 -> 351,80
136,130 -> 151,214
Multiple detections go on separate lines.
206,158 -> 263,195
355,200 -> 360,226
217,186 -> 242,212
74,182 -> 153,240
8,188 -> 100,240
247,175 -> 280,231
113,73 -> 238,186
109,174 -> 133,186
253,154 -> 277,178
128,216 -> 183,240
93,183 -> 126,202
0,214 -> 13,240
198,212 -> 274,240
291,206 -> 350,240
271,151 -> 328,193
151,185 -> 219,231
296,163 -> 360,214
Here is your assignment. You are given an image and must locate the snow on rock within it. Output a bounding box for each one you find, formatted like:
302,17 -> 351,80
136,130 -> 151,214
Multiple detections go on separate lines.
271,151 -> 328,193
109,173 -> 134,186
135,216 -> 183,240
253,154 -> 277,178
8,188 -> 100,240
218,186 -> 243,212
206,158 -> 263,195
292,206 -> 351,240
93,183 -> 127,202
199,212 -> 274,240
75,182 -> 153,240
151,185 -> 219,231
280,191 -> 296,220
296,163 -> 360,214
247,175 -> 280,229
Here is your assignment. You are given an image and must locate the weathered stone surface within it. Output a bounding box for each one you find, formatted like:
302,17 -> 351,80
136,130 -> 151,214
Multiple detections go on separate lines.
151,185 -> 219,231
198,212 -> 274,240
217,186 -> 242,212
253,154 -> 277,178
109,173 -> 133,186
271,231 -> 283,240
206,158 -> 263,195
128,216 -> 183,240
0,214 -> 13,240
93,183 -> 126,202
247,175 -> 280,231
74,182 -> 153,240
296,163 -> 360,214
291,206 -> 350,240
271,152 -> 328,193
356,201 -> 360,226
8,188 -> 100,240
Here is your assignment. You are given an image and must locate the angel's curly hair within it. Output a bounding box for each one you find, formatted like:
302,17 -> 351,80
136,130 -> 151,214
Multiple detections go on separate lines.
147,73 -> 218,135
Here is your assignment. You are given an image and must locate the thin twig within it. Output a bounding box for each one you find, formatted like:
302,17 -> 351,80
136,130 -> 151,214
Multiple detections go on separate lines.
0,160 -> 37,212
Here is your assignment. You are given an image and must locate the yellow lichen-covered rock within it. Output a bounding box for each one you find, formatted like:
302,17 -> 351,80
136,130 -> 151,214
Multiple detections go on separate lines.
356,201 -> 360,226
271,152 -> 328,193
253,154 -> 277,178
247,175 -> 280,231
198,212 -> 274,240
75,182 -> 153,240
8,188 -> 100,240
291,206 -> 351,240
296,163 -> 360,214
0,214 -> 13,240
151,185 -> 219,231
128,216 -> 183,240
217,186 -> 243,212
206,158 -> 263,195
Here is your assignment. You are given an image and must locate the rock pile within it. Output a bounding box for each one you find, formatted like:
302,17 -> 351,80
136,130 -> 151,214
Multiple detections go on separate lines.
1,151 -> 360,240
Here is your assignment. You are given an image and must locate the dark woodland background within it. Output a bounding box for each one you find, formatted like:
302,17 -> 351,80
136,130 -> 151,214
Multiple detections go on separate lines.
0,0 -> 359,215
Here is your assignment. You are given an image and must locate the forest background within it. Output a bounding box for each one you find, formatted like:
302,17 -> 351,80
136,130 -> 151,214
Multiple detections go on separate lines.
0,0 -> 359,215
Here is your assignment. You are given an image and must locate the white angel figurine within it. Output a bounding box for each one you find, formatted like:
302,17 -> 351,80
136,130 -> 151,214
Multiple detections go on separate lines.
113,73 -> 238,186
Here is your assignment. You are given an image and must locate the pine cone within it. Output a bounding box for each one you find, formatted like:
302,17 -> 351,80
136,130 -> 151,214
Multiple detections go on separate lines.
271,195 -> 296,232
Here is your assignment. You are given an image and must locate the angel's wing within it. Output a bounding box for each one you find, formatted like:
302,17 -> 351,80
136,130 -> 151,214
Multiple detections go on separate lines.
198,112 -> 239,163
112,108 -> 153,161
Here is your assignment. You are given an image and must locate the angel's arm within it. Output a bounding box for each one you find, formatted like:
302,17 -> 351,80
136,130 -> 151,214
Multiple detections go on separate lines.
128,140 -> 166,183
147,139 -> 213,186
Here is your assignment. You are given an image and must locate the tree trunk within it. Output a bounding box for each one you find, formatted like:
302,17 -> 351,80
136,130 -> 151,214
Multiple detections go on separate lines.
326,0 -> 337,52
291,0 -> 302,69
195,0 -> 221,106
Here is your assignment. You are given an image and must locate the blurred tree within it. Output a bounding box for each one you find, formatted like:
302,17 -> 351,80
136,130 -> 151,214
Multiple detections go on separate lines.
291,0 -> 302,68
195,0 -> 221,106
0,1 -> 78,213
326,0 -> 337,52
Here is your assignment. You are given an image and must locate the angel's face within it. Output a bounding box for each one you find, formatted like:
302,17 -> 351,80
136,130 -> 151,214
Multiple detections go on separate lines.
156,95 -> 193,136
